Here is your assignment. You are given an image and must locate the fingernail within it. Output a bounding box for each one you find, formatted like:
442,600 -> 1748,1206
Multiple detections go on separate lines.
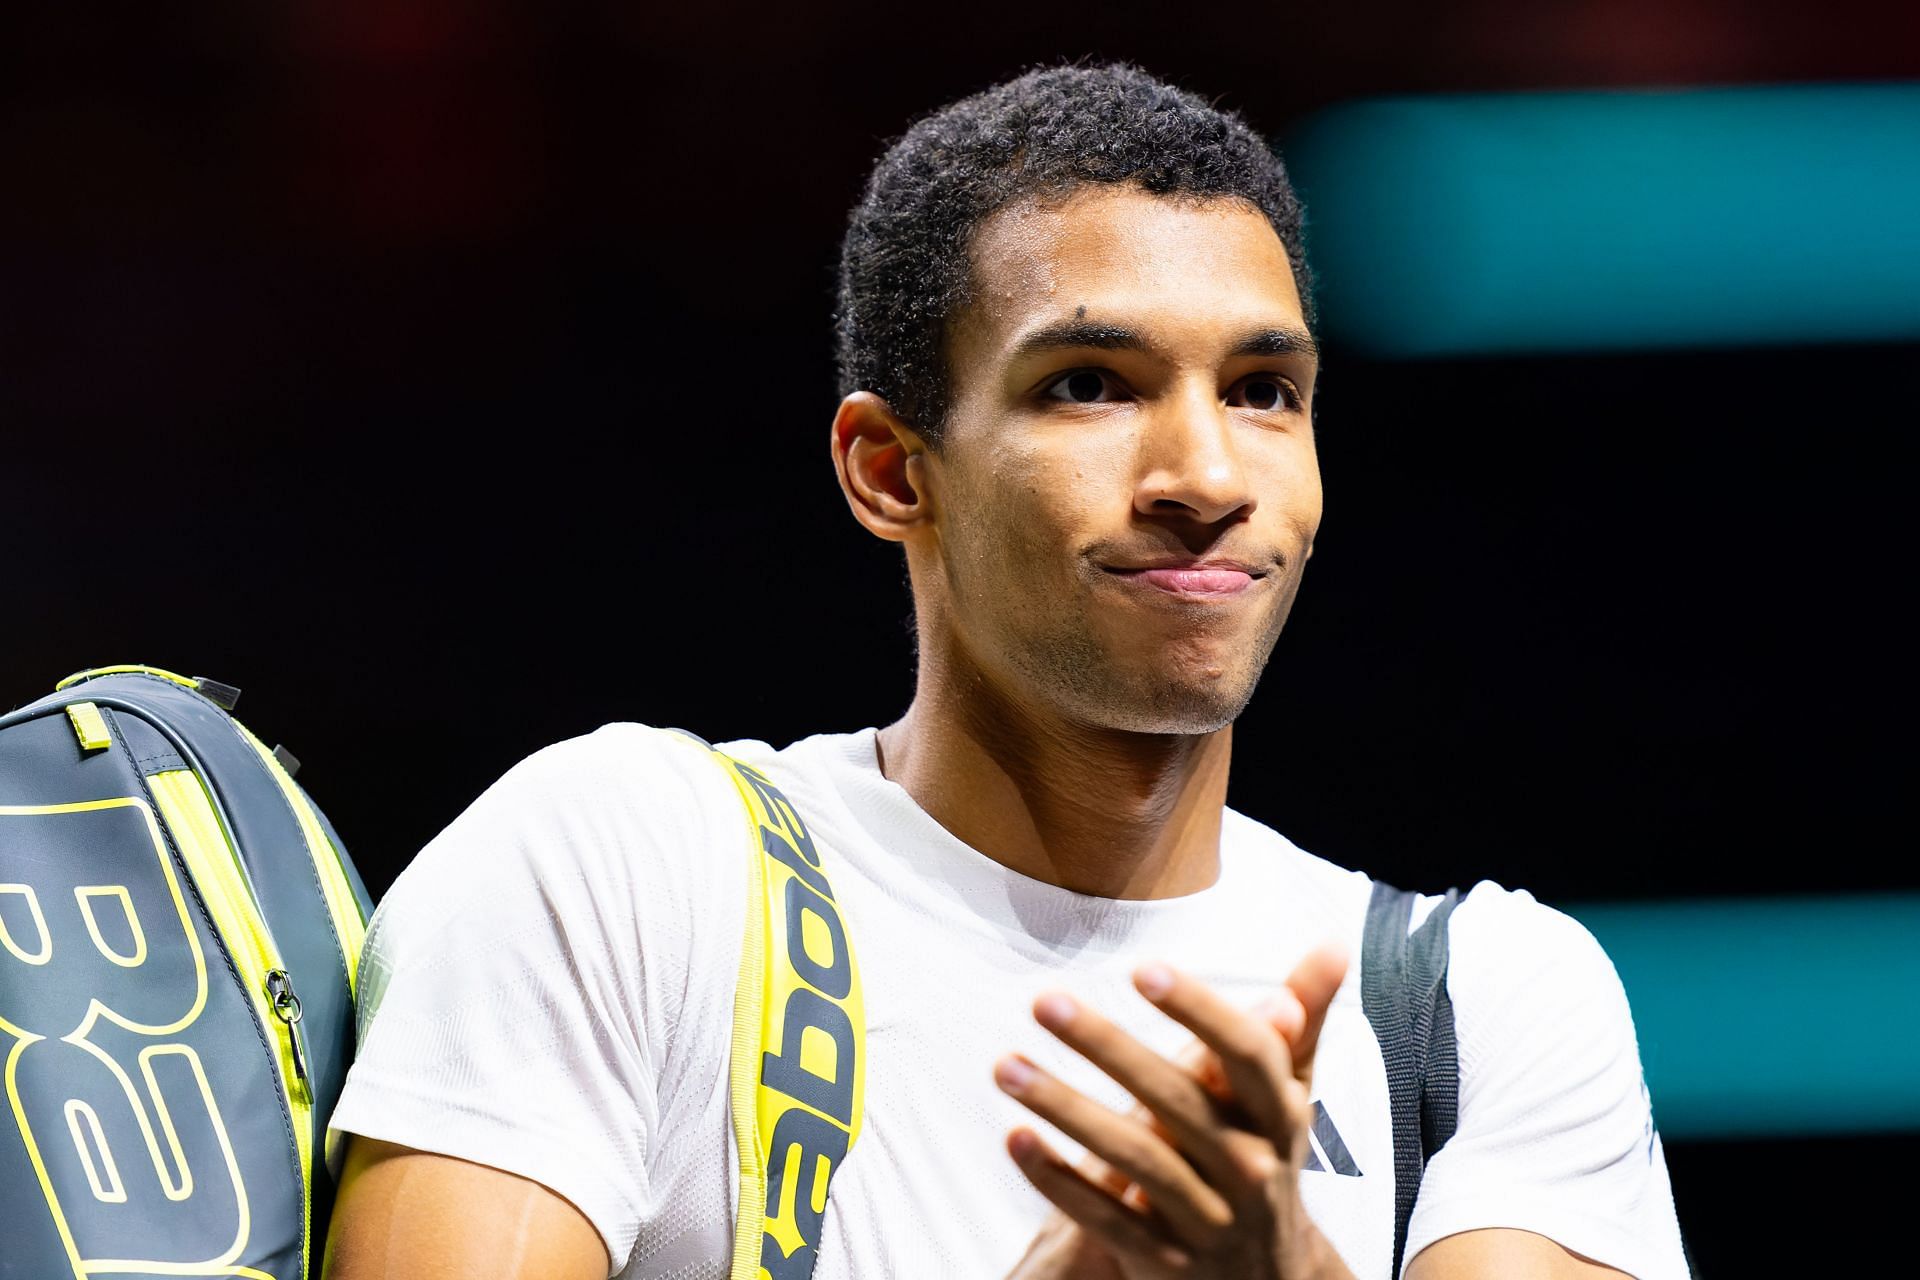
1008,1128 -> 1038,1158
995,1056 -> 1036,1093
1135,963 -> 1174,999
1034,993 -> 1077,1028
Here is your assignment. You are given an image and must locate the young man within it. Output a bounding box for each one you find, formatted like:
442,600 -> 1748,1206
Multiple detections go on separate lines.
322,65 -> 1687,1280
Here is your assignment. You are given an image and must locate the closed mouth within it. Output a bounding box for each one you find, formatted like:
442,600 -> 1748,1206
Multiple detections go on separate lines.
1100,564 -> 1263,597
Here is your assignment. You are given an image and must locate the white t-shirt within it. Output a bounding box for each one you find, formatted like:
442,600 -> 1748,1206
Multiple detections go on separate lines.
329,723 -> 1688,1280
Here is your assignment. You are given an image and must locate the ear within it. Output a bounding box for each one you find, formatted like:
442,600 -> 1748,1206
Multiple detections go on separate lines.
831,391 -> 935,544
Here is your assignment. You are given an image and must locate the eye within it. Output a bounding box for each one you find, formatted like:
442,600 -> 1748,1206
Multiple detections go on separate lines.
1042,369 -> 1125,404
1231,374 -> 1301,412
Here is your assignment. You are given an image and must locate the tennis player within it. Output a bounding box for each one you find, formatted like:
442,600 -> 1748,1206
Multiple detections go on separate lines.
321,64 -> 1688,1280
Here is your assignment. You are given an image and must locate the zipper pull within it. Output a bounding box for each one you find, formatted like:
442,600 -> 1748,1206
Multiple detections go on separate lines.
265,968 -> 311,1099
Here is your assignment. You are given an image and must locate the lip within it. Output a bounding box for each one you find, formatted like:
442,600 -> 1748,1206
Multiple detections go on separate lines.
1101,563 -> 1260,598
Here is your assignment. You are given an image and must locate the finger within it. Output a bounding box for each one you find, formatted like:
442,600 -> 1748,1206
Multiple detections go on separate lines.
996,1052 -> 1233,1248
1133,964 -> 1297,1146
1029,993 -> 1244,1190
1006,1127 -> 1194,1272
1177,945 -> 1349,1110
1281,942 -> 1349,1084
1091,1053 -> 1208,1197
1182,1045 -> 1236,1109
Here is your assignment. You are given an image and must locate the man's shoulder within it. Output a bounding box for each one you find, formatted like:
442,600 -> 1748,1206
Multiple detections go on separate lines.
1445,881 -> 1616,980
378,722 -> 758,923
1442,882 -> 1640,1067
463,720 -> 763,842
1352,877 -> 1624,1006
489,720 -> 739,806
708,724 -> 864,781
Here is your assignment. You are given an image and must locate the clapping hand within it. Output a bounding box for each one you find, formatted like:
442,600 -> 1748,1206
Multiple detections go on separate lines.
997,944 -> 1357,1280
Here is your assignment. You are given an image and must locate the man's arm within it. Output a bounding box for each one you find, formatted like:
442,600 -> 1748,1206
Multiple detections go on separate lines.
1406,1229 -> 1631,1279
322,1135 -> 609,1280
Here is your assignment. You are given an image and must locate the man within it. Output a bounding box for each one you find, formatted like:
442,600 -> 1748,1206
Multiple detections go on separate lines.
322,64 -> 1687,1279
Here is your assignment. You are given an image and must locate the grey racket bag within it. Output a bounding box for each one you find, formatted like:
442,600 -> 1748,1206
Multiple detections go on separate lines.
0,665 -> 371,1280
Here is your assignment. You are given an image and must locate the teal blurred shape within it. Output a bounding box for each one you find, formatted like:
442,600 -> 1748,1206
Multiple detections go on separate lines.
1285,84 -> 1920,355
1564,894 -> 1920,1140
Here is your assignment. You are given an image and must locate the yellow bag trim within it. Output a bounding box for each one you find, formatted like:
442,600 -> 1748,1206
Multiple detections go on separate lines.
234,724 -> 368,997
149,770 -> 313,1280
55,665 -> 201,693
724,764 -> 770,1280
669,735 -> 864,1280
66,702 -> 113,752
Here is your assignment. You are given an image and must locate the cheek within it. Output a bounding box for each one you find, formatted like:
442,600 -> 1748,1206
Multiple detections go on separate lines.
1293,468 -> 1325,534
975,441 -> 1108,558
1258,440 -> 1323,540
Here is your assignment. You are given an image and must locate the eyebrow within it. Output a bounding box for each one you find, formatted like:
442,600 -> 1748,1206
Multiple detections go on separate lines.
1006,318 -> 1319,363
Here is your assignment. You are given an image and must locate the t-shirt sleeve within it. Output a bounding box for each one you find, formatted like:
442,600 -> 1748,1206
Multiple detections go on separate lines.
1401,882 -> 1689,1280
327,724 -> 736,1277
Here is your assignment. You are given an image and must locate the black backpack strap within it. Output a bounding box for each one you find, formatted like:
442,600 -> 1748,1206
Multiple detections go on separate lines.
1361,881 -> 1463,1279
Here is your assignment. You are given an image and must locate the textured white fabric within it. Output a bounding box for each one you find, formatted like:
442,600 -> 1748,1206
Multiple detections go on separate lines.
329,723 -> 1687,1280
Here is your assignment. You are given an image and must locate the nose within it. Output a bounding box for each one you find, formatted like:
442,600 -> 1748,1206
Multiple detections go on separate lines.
1132,387 -> 1256,527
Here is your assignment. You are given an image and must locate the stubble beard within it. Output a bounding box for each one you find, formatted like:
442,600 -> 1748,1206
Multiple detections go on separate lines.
932,476 -> 1305,738
960,556 -> 1299,737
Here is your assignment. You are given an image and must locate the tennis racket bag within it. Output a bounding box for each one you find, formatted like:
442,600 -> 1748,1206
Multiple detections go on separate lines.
0,665 -> 372,1280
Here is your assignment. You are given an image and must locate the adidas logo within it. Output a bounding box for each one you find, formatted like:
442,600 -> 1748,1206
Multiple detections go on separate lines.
1301,1100 -> 1362,1177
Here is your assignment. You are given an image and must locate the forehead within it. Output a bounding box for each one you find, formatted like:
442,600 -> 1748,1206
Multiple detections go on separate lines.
955,185 -> 1305,356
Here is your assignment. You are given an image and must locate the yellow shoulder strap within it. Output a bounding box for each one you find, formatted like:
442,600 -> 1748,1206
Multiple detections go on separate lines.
689,738 -> 866,1280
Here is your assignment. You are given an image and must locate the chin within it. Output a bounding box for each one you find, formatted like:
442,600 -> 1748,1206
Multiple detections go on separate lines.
1074,677 -> 1258,736
999,625 -> 1269,735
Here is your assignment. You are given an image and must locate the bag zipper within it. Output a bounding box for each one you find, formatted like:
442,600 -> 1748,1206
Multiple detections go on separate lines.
265,968 -> 311,1090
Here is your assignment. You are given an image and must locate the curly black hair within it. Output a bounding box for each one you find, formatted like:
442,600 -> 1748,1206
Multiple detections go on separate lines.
834,62 -> 1313,447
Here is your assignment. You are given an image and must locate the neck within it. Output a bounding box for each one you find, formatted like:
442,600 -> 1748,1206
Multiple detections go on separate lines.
875,650 -> 1233,900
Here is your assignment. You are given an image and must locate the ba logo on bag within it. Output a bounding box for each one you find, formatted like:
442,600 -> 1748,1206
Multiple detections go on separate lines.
2,668 -> 372,1280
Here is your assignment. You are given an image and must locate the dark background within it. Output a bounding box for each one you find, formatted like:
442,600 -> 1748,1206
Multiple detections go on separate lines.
5,1 -> 1914,1272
